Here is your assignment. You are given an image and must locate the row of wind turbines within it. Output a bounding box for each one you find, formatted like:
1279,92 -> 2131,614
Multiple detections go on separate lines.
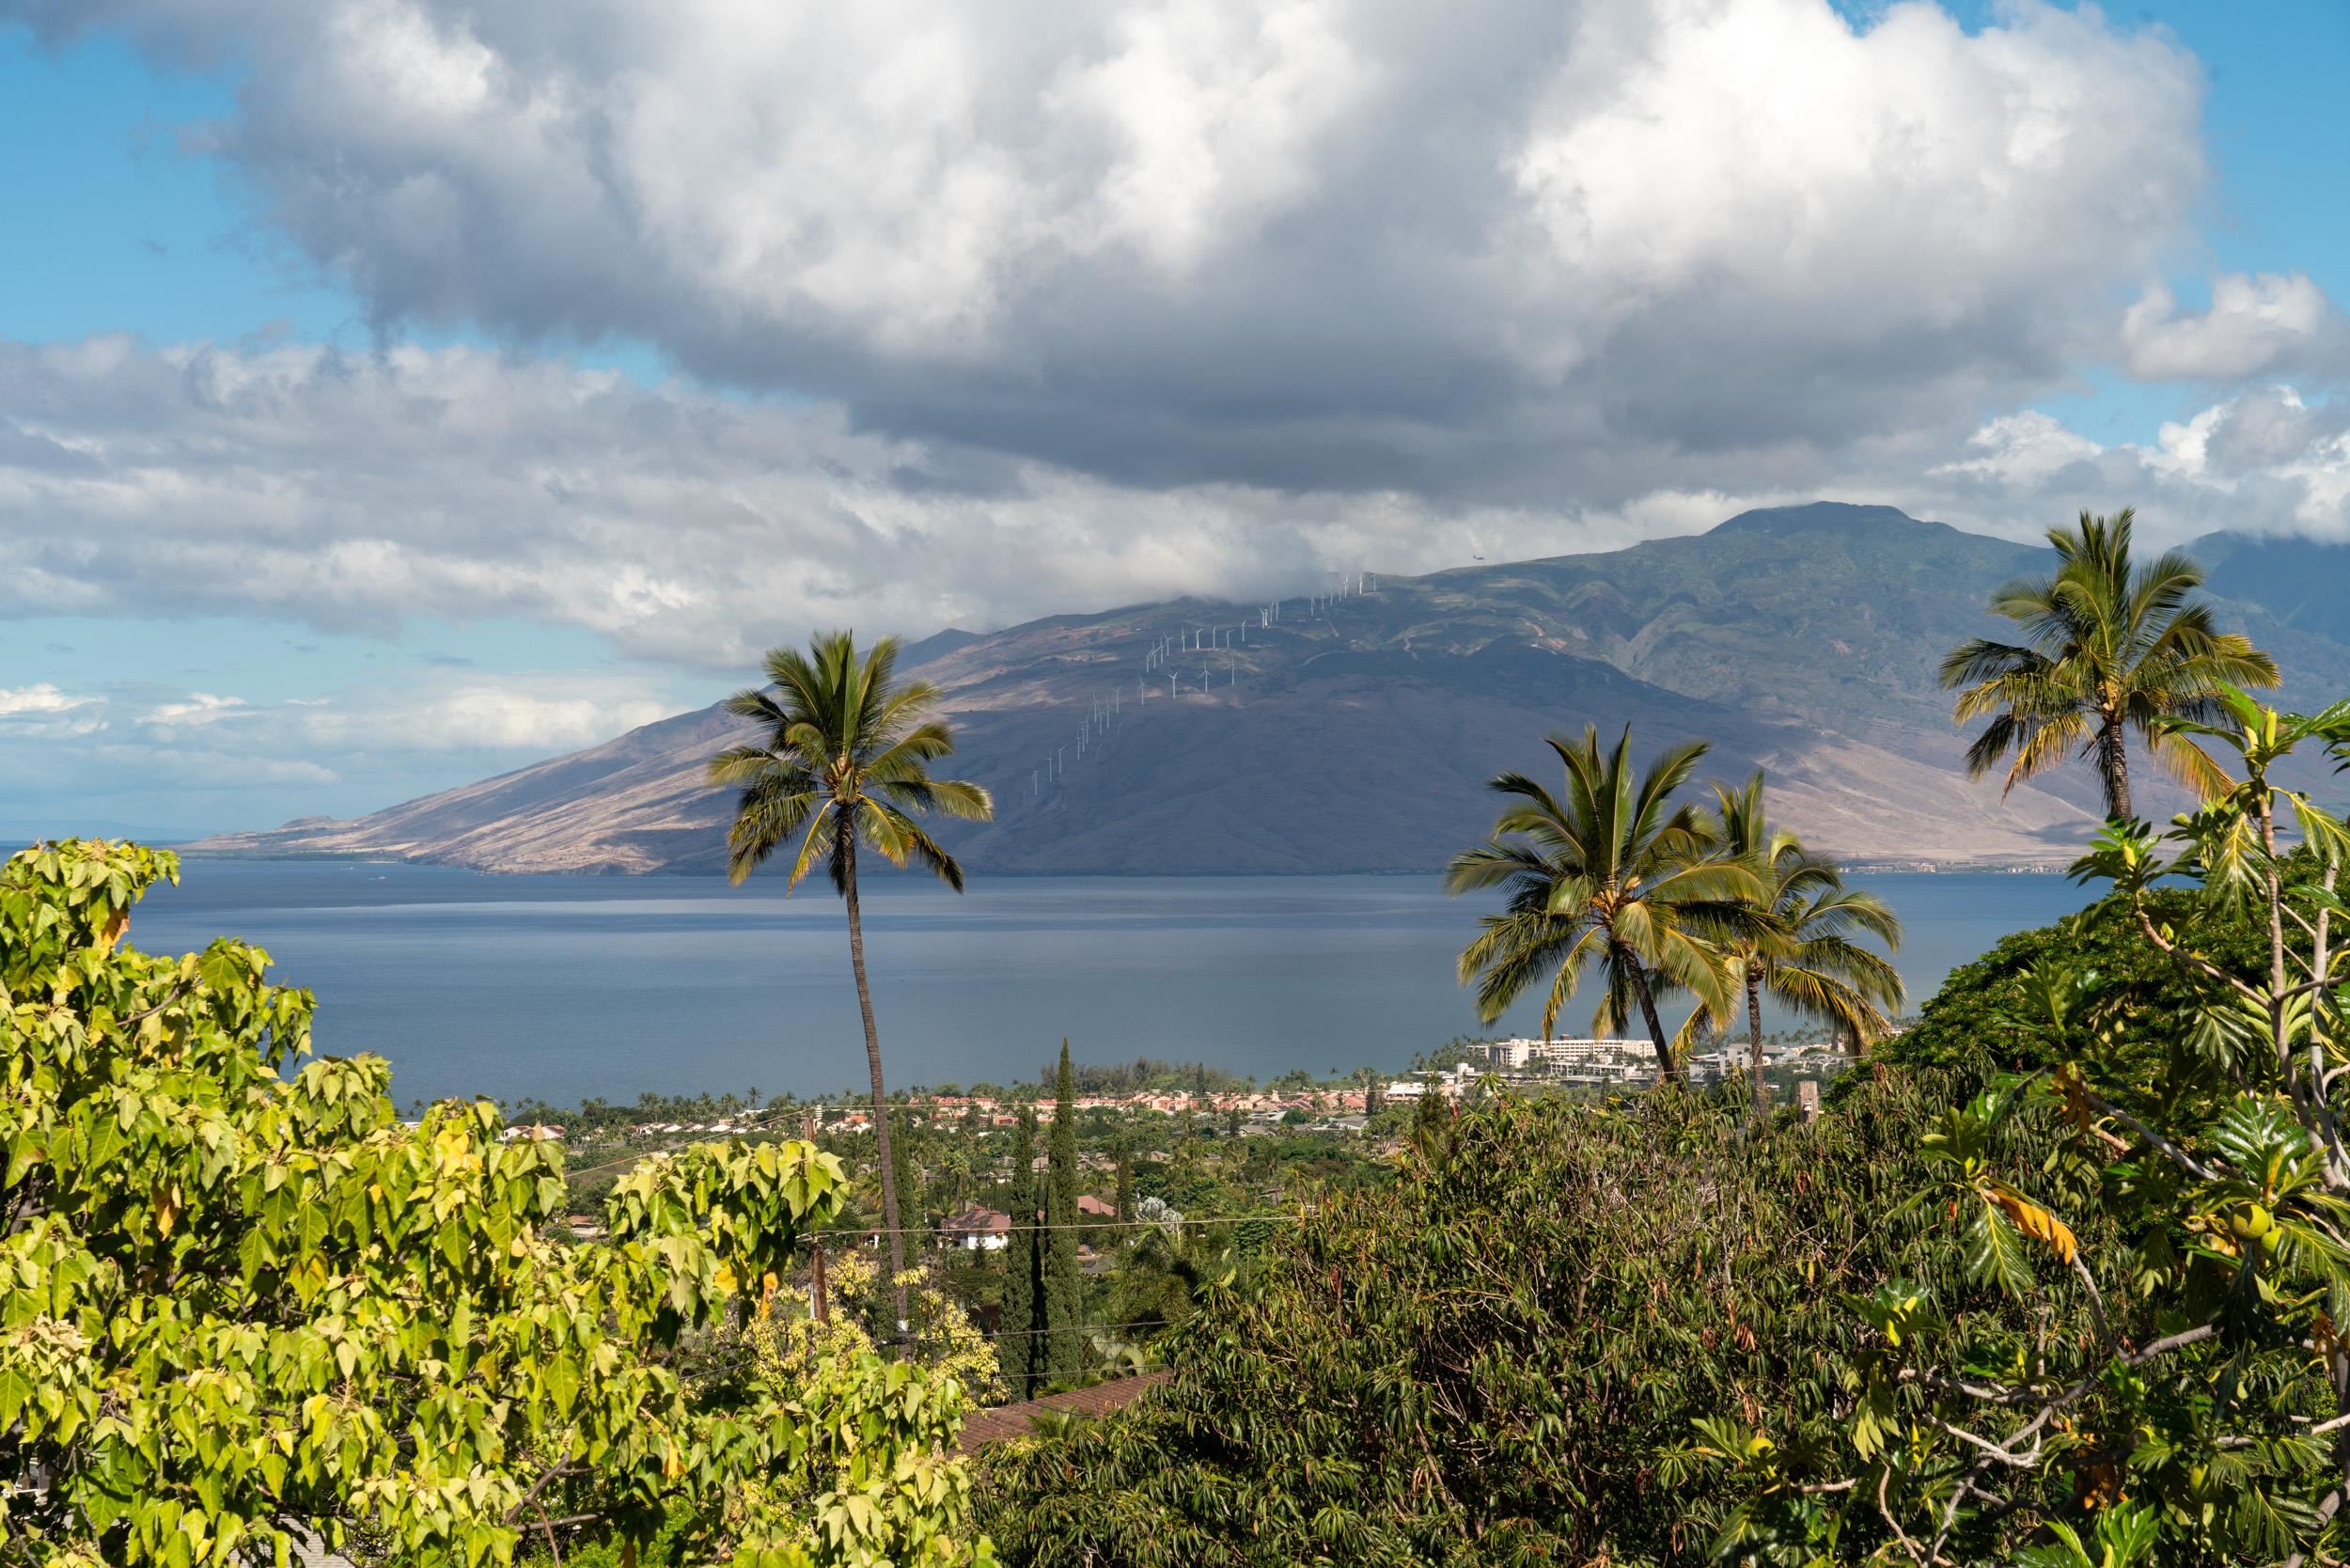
1028,570 -> 1379,800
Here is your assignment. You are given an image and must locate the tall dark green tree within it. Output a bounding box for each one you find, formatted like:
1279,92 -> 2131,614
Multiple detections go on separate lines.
709,629 -> 993,1338
1940,507 -> 2278,817
999,1105 -> 1042,1397
890,1108 -> 923,1232
1045,1040 -> 1086,1385
1114,1139 -> 1136,1235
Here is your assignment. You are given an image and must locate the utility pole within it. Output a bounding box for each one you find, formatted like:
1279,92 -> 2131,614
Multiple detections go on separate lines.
801,1111 -> 830,1324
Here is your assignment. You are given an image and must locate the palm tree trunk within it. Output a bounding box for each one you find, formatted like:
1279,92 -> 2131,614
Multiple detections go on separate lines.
840,827 -> 911,1341
1622,951 -> 1683,1086
2097,714 -> 2132,819
1747,967 -> 1767,1120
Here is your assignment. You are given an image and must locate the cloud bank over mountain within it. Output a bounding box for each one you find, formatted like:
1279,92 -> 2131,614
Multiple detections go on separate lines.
8,336 -> 2350,675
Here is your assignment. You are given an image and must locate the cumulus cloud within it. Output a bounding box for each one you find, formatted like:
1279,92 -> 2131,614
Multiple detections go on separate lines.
0,683 -> 93,717
0,684 -> 107,741
1931,411 -> 2103,486
8,0 -> 2205,499
2123,273 -> 2349,381
1919,385 -> 2350,544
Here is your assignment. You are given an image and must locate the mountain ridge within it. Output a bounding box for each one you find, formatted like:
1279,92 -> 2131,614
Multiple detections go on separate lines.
193,503 -> 2350,875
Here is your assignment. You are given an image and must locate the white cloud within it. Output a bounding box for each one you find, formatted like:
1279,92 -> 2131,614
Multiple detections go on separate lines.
1932,410 -> 2103,484
1910,387 -> 2350,545
311,683 -> 673,752
2123,273 -> 2346,381
0,683 -> 107,741
128,677 -> 674,755
0,683 -> 92,717
7,0 -> 2204,498
144,693 -> 250,729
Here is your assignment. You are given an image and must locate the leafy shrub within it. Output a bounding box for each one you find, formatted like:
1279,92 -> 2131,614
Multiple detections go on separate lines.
0,841 -> 994,1568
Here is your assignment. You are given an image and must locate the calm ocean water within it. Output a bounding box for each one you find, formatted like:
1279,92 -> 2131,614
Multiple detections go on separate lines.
130,858 -> 2093,1107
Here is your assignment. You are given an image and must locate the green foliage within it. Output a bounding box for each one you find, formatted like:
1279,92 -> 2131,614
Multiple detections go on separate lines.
976,1073 -> 2004,1565
0,840 -> 992,1568
1876,884 -> 2258,1084
1058,1058 -> 1248,1096
1712,689 -> 2350,1564
974,687 -> 2350,1563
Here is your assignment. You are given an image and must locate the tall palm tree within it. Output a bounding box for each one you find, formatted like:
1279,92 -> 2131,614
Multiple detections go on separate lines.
1447,727 -> 1761,1085
710,631 -> 992,1337
1700,775 -> 1904,1117
1940,508 -> 2278,818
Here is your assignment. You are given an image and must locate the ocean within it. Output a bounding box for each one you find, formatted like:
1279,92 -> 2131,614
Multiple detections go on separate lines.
129,858 -> 2094,1107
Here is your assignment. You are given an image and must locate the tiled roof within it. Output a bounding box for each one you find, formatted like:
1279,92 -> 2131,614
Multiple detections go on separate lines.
943,1207 -> 1010,1233
954,1372 -> 1169,1453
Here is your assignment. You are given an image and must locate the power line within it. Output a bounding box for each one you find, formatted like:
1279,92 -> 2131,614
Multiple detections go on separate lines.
968,1317 -> 1183,1342
816,1212 -> 1312,1240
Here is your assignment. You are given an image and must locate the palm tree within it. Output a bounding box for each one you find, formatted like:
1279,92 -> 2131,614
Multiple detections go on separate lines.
1701,775 -> 1904,1117
1447,727 -> 1761,1085
1940,508 -> 2278,818
710,631 -> 992,1337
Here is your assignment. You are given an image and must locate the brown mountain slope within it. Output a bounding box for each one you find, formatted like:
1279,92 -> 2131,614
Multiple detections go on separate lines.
196,503 -> 2350,873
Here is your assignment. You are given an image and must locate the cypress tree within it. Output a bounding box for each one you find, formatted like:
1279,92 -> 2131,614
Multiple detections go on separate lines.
999,1105 -> 1041,1396
890,1108 -> 923,1238
1113,1138 -> 1136,1235
1044,1040 -> 1085,1385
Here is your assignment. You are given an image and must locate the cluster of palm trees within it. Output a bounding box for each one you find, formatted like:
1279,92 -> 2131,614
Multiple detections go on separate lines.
1447,728 -> 1904,1105
1451,506 -> 2282,1099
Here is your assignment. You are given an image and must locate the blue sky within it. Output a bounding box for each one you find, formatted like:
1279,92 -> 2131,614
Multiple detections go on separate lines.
3,0 -> 2348,838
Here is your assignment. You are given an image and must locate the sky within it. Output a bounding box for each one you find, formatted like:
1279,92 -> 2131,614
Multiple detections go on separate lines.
2,0 -> 2347,838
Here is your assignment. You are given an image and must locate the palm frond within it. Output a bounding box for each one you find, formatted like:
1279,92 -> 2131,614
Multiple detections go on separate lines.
861,798 -> 966,891
715,632 -> 993,897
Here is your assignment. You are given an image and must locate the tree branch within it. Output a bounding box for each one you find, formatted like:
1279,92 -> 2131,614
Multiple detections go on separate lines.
2080,1089 -> 2217,1181
2134,902 -> 2263,1004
